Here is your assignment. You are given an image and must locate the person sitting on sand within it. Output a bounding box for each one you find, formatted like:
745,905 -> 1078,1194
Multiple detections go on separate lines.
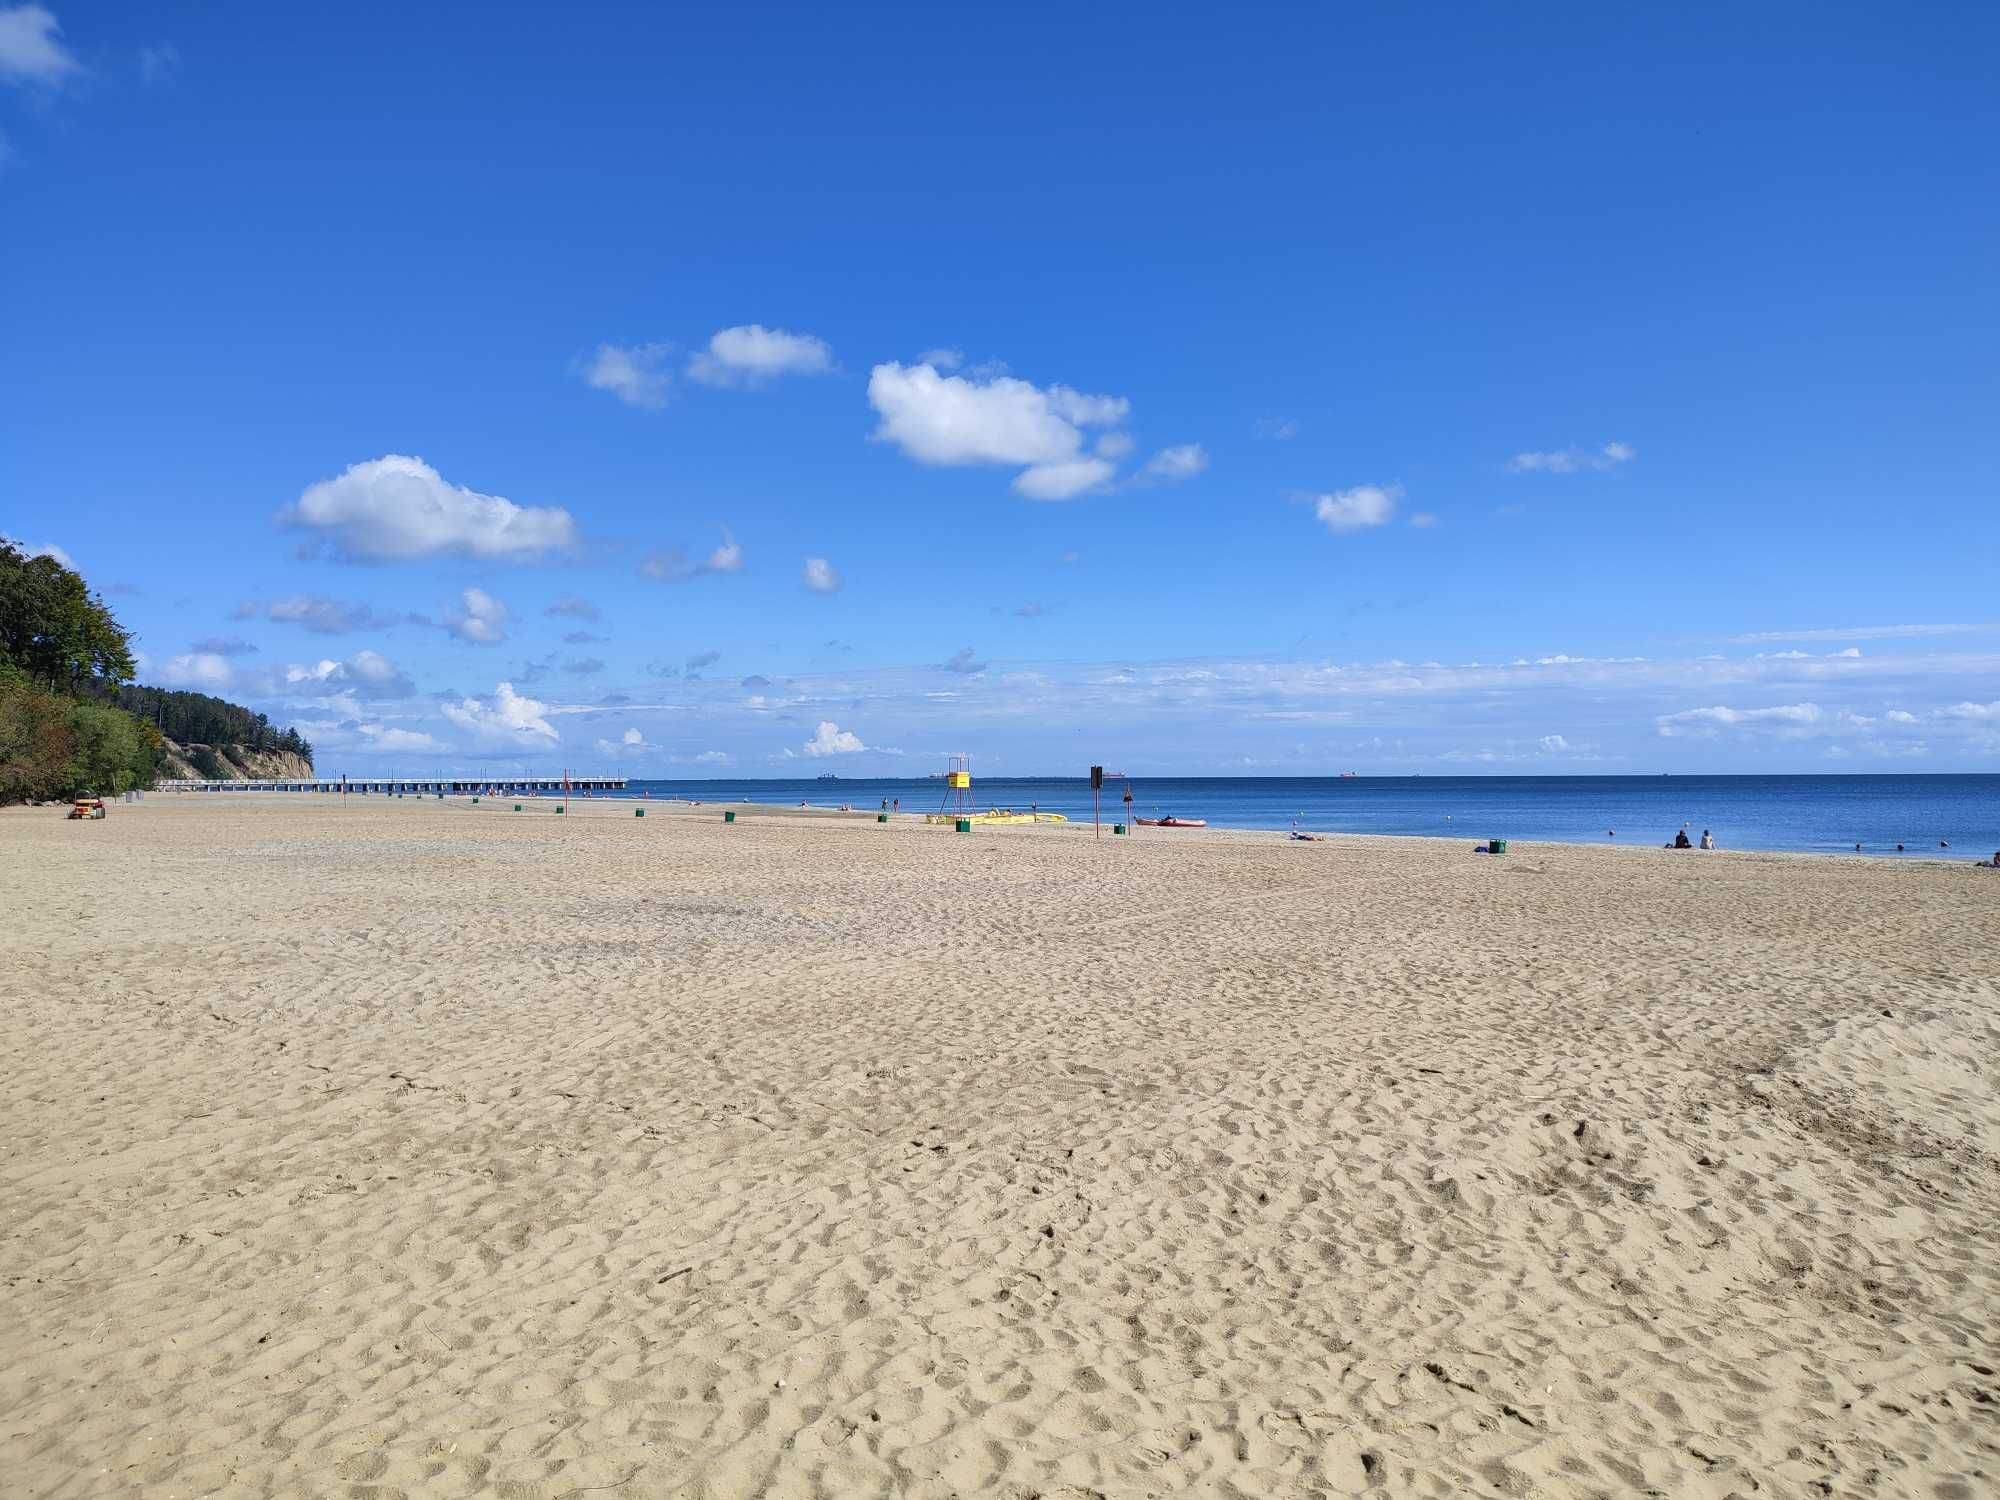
1674,829 -> 1692,849
1700,830 -> 1714,850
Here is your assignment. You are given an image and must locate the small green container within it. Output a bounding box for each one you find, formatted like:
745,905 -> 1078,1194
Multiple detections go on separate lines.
724,810 -> 736,823
1114,823 -> 1127,835
554,806 -> 564,815
634,807 -> 645,817
955,818 -> 971,833
877,813 -> 888,822
472,797 -> 480,804
513,803 -> 522,812
1489,838 -> 1507,854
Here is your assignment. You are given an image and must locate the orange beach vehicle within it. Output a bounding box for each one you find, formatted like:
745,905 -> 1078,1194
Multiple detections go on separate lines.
67,796 -> 106,820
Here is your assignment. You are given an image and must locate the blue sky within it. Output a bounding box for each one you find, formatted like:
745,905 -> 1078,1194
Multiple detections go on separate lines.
4,2 -> 1996,774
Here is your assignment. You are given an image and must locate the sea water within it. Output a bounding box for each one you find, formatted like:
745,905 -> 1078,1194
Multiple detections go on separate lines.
609,774 -> 2000,858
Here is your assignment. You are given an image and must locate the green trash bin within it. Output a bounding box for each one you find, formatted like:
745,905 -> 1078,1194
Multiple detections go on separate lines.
554,806 -> 564,815
634,807 -> 645,817
724,810 -> 736,823
513,803 -> 522,812
877,813 -> 888,822
472,796 -> 480,804
1114,823 -> 1127,835
1489,838 -> 1507,854
955,818 -> 972,833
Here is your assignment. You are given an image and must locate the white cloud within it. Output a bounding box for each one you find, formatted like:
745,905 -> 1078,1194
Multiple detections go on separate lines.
263,594 -> 401,634
1937,701 -> 2000,720
802,720 -> 865,756
2,534 -> 74,568
802,557 -> 841,593
940,647 -> 988,674
1014,458 -> 1115,500
1538,734 -> 1571,753
579,342 -> 671,409
158,652 -> 236,691
867,360 -> 1132,500
642,528 -> 742,581
1655,703 -> 1825,738
915,347 -> 964,370
0,5 -> 79,86
1508,442 -> 1635,475
596,725 -> 662,754
676,749 -> 733,766
445,587 -> 510,644
441,682 -> 559,747
361,725 -> 441,753
1143,443 -> 1209,481
1885,709 -> 1919,724
283,455 -> 577,562
687,324 -> 833,386
1730,623 -> 1997,644
280,649 -> 415,699
1313,484 -> 1400,533
545,594 -> 599,620
1408,513 -> 1439,529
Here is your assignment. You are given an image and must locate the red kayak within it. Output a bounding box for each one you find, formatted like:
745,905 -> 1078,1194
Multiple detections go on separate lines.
1136,816 -> 1207,828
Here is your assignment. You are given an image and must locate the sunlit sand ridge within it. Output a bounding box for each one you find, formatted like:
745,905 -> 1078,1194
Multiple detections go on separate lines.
3,796 -> 1995,1498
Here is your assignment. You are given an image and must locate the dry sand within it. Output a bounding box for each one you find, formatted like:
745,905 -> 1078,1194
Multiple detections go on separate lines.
2,794 -> 1996,1499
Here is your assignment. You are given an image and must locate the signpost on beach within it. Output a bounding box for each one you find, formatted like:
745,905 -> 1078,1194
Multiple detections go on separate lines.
1091,765 -> 1102,840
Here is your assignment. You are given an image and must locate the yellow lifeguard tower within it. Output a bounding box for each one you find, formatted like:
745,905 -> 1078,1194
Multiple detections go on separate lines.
934,753 -> 975,822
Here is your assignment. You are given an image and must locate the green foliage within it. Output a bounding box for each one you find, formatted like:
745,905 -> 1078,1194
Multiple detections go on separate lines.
0,542 -> 136,692
0,668 -> 77,803
187,744 -> 234,780
103,683 -> 313,767
66,698 -> 156,796
0,543 -> 311,800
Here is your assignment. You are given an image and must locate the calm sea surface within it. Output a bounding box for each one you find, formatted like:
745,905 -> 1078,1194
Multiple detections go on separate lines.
608,775 -> 2000,858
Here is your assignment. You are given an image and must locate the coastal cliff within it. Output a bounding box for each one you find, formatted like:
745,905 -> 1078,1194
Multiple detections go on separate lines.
156,738 -> 314,782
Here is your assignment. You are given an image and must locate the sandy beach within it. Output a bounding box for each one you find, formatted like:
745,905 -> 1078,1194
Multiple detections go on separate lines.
2,795 -> 1995,1499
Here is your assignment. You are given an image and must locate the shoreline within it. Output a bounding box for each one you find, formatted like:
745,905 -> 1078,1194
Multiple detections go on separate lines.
108,788 -> 1994,863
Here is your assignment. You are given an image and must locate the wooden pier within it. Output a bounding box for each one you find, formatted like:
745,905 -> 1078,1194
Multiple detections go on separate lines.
156,776 -> 627,795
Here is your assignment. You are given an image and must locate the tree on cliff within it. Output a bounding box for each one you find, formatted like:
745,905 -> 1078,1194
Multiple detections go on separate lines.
0,541 -> 136,693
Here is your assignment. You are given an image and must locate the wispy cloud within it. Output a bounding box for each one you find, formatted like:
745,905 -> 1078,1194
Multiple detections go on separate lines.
1311,484 -> 1400,533
1730,623 -> 1998,644
0,5 -> 81,87
939,647 -> 988,674
259,595 -> 404,635
687,324 -> 834,386
578,342 -> 672,409
802,557 -> 841,594
1508,441 -> 1634,475
1142,443 -> 1209,482
545,594 -> 599,621
137,42 -> 179,85
642,528 -> 742,582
